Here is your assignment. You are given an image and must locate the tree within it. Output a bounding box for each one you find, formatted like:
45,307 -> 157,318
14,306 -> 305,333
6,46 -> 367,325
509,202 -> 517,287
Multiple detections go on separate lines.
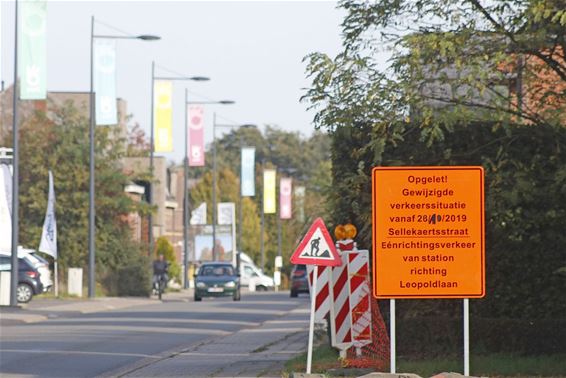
16,101 -> 150,295
302,0 -> 566,318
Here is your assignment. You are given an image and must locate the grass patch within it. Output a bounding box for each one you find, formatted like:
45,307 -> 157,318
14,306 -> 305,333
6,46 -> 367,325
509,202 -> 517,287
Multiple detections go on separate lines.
397,354 -> 566,377
284,344 -> 342,375
285,345 -> 566,377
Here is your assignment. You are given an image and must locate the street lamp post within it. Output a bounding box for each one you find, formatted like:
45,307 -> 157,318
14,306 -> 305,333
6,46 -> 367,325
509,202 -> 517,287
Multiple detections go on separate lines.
88,17 -> 160,298
212,116 -> 255,270
148,64 -> 209,260
183,96 -> 234,289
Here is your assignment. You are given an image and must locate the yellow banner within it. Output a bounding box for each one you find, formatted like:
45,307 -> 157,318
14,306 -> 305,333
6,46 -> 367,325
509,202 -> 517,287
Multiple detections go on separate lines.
154,81 -> 173,152
263,169 -> 276,214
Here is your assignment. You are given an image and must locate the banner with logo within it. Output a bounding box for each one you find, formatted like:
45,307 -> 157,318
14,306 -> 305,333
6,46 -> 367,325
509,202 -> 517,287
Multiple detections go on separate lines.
39,171 -> 57,258
188,105 -> 205,166
263,169 -> 276,214
154,80 -> 173,152
280,177 -> 292,219
94,39 -> 117,125
20,0 -> 47,100
218,202 -> 235,225
241,147 -> 255,197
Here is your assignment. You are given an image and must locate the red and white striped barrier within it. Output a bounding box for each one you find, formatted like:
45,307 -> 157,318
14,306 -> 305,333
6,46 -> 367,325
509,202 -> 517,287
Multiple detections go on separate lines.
307,265 -> 331,324
348,250 -> 372,348
329,250 -> 353,349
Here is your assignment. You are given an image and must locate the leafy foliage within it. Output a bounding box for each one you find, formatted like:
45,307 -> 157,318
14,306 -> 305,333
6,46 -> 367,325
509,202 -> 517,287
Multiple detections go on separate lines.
303,0 -> 566,319
15,102 -> 150,295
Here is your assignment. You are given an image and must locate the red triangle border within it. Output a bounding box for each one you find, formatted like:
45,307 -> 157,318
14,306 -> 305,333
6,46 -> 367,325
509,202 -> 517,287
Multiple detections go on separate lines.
290,218 -> 342,267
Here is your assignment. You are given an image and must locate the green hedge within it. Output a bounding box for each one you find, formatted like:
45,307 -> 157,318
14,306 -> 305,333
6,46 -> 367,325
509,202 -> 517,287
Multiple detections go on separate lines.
396,317 -> 566,358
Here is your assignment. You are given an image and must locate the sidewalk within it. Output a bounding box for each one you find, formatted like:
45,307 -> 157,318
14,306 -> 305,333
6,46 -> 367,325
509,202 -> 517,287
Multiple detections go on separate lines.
107,305 -> 311,377
0,289 -> 191,325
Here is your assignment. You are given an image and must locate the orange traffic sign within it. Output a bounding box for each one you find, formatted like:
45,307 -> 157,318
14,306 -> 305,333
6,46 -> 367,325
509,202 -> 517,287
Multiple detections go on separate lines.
291,218 -> 342,267
372,166 -> 485,298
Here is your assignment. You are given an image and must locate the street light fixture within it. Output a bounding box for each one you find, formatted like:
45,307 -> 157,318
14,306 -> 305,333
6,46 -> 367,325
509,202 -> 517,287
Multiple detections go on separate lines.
148,64 -> 210,261
89,17 -> 160,298
212,115 -> 256,272
183,95 -> 234,289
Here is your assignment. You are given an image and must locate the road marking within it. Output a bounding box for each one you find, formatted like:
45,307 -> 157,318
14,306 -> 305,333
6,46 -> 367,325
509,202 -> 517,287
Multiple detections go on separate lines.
48,317 -> 261,327
180,352 -> 251,357
0,349 -> 161,359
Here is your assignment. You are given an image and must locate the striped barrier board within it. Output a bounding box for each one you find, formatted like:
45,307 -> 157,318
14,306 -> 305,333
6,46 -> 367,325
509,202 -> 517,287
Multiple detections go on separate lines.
348,250 -> 372,348
307,265 -> 331,323
329,250 -> 353,349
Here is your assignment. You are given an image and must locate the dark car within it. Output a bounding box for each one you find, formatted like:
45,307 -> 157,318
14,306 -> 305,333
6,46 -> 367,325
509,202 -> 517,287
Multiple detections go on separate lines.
194,262 -> 241,301
0,256 -> 44,303
290,264 -> 309,297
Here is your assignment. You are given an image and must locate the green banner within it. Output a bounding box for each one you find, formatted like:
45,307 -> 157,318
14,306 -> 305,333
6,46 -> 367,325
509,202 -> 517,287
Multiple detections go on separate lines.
20,0 -> 47,100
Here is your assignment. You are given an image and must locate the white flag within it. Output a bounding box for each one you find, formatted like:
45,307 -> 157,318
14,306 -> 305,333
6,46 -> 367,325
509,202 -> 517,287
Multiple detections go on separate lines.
190,202 -> 207,225
39,171 -> 57,258
0,164 -> 11,252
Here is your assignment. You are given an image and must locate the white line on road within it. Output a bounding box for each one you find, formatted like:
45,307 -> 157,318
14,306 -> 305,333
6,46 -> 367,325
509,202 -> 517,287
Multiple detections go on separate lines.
0,349 -> 161,359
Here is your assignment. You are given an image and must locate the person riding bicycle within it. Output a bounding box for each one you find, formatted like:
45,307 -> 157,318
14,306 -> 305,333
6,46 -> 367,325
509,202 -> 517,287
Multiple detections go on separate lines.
152,254 -> 169,292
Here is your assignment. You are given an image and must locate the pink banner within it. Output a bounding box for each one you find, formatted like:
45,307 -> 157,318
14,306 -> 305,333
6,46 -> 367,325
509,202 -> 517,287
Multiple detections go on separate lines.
280,177 -> 292,219
188,106 -> 205,166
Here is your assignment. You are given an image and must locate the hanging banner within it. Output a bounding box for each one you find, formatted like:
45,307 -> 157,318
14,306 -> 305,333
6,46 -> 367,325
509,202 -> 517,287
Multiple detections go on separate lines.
39,171 -> 57,258
20,0 -> 47,100
188,105 -> 205,166
190,202 -> 207,225
280,177 -> 292,219
94,39 -> 117,125
218,202 -> 235,225
263,169 -> 276,214
241,147 -> 255,197
154,80 -> 173,152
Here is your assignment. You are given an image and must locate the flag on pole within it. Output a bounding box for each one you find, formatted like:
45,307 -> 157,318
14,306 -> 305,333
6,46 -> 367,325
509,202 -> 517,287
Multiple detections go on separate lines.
190,202 -> 207,225
0,165 -> 11,251
188,106 -> 205,166
39,171 -> 57,258
94,39 -> 118,125
20,0 -> 47,100
241,147 -> 255,197
263,169 -> 276,214
280,177 -> 292,219
154,81 -> 173,152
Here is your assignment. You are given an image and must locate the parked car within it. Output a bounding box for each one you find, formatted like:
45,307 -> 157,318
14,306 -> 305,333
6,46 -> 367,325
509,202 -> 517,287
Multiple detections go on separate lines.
0,248 -> 53,293
0,256 -> 44,303
194,262 -> 241,301
290,264 -> 309,297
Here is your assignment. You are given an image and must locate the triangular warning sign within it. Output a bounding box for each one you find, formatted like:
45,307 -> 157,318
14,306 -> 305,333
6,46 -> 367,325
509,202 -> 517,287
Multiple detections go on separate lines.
290,218 -> 342,267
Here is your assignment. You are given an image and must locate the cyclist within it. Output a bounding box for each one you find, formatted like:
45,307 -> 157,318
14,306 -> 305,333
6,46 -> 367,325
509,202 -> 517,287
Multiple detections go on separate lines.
152,253 -> 169,294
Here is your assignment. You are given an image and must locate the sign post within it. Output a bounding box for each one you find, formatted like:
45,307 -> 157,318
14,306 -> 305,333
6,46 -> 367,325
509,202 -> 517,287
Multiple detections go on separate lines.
291,217 -> 342,374
372,166 -> 485,375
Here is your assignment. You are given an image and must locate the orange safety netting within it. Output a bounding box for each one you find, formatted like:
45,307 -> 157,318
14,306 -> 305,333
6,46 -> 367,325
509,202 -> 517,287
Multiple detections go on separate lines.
343,298 -> 390,370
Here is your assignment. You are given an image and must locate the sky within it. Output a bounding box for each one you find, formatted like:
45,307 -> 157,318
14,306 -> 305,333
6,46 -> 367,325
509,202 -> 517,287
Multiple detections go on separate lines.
1,0 -> 345,164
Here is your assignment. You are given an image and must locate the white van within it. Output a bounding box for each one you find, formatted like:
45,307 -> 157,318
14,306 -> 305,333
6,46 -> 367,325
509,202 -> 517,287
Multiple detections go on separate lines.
0,247 -> 53,293
238,252 -> 274,291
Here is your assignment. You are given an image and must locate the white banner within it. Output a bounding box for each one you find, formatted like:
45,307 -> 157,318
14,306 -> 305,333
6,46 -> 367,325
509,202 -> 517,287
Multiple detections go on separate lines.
0,165 -> 12,251
38,171 -> 57,258
190,202 -> 207,225
218,202 -> 235,225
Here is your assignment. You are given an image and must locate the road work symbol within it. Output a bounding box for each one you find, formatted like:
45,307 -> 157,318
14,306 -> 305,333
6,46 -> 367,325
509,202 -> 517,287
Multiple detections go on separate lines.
291,218 -> 341,267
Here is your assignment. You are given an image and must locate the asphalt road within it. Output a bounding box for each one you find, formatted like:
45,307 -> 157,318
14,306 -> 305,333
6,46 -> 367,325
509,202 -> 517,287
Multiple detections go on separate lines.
0,291 -> 311,378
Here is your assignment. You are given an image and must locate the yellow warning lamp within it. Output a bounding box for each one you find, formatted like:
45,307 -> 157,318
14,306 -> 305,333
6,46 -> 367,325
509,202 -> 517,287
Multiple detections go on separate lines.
344,223 -> 357,240
334,225 -> 347,241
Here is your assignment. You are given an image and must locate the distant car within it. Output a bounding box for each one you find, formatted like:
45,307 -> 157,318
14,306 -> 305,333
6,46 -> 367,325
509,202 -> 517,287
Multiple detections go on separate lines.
290,264 -> 309,298
0,248 -> 53,293
194,262 -> 241,301
0,256 -> 44,303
